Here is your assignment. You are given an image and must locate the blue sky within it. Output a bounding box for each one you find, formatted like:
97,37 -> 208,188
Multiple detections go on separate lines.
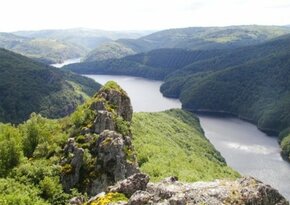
0,0 -> 289,32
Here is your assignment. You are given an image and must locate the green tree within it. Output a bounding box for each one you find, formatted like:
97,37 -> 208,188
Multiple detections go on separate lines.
0,124 -> 22,177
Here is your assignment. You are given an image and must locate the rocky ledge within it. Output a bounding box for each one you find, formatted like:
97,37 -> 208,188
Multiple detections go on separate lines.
84,175 -> 288,205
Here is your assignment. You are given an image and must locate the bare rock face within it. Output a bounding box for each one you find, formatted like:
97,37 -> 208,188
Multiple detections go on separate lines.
60,138 -> 84,192
93,110 -> 115,134
108,173 -> 150,197
128,191 -> 152,205
87,130 -> 139,195
100,88 -> 133,122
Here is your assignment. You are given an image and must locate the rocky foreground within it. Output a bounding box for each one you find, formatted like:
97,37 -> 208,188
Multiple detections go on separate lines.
65,81 -> 288,205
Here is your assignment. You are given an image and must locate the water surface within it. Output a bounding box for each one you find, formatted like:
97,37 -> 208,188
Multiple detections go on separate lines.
198,115 -> 290,199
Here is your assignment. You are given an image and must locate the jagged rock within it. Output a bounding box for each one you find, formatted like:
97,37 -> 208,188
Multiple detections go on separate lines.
90,100 -> 106,111
108,173 -> 150,197
86,130 -> 139,195
142,176 -> 289,205
93,110 -> 115,134
61,138 -> 84,192
101,88 -> 133,122
128,191 -> 152,205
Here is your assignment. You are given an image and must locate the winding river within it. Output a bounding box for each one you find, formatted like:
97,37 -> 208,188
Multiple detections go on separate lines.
84,74 -> 290,200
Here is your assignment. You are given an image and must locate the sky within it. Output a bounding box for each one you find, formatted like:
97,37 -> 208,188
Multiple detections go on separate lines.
0,0 -> 289,32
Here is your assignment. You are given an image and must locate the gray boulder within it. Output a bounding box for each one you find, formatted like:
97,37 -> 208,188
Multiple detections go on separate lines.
108,173 -> 150,197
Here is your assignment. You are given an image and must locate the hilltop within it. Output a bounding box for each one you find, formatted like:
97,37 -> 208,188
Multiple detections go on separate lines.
83,25 -> 290,61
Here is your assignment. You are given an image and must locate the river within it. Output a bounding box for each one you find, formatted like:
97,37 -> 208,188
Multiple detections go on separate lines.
85,74 -> 290,200
51,58 -> 81,68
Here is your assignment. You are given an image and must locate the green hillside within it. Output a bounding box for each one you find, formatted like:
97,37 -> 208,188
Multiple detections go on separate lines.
65,58 -> 165,80
160,35 -> 290,132
132,109 -> 239,181
65,48 -> 227,80
83,25 -> 290,62
84,42 -> 137,61
0,48 -> 100,124
0,33 -> 87,64
0,82 -> 238,204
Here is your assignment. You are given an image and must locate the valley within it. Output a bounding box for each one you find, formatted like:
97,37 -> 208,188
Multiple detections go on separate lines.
1,22 -> 290,204
85,74 -> 290,200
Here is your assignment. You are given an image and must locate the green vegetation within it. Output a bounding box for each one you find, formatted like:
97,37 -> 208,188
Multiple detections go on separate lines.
0,114 -> 73,205
132,109 -> 239,181
0,48 -> 100,124
86,193 -> 128,205
280,129 -> 290,161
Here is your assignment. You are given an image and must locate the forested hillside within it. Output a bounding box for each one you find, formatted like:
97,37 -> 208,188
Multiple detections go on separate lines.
65,48 -> 228,80
0,48 -> 100,123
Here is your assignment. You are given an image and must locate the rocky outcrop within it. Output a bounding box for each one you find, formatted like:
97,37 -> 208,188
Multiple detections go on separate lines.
108,173 -> 150,197
130,176 -> 288,205
61,81 -> 139,196
99,88 -> 133,122
86,175 -> 288,205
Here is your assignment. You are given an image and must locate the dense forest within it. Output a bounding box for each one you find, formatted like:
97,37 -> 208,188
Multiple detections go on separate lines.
0,48 -> 100,124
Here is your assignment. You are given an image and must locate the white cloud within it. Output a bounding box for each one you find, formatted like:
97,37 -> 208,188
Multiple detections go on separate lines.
0,0 -> 289,32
